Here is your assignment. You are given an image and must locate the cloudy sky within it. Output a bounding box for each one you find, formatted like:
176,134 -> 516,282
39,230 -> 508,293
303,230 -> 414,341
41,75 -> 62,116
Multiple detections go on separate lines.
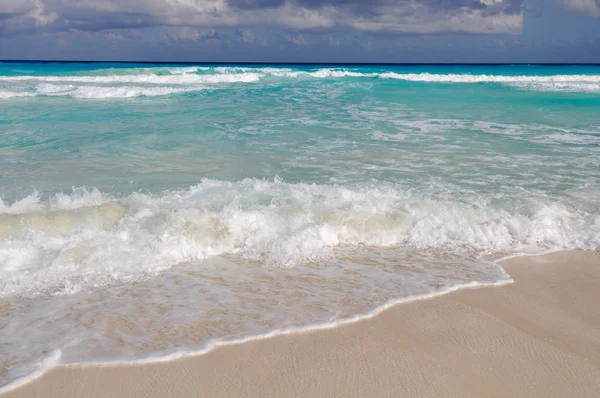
1,0 -> 599,62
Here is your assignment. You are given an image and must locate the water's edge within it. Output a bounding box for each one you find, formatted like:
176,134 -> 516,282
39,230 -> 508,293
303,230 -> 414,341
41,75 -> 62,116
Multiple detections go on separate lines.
4,249 -> 577,394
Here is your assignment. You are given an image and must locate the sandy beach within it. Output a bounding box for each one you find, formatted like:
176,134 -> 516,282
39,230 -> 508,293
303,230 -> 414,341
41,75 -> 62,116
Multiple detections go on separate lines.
4,250 -> 600,398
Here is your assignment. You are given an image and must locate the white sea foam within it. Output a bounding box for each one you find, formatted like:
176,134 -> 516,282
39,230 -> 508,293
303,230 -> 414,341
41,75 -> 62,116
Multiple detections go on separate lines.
308,69 -> 370,78
1,83 -> 205,99
1,180 -> 597,298
62,85 -> 199,98
376,71 -> 600,83
0,72 -> 261,85
2,69 -> 600,86
0,351 -> 62,395
168,66 -> 202,74
0,203 -> 127,238
2,68 -> 600,98
0,90 -> 35,99
285,69 -> 600,90
512,82 -> 600,93
86,66 -> 203,76
375,72 -> 600,91
0,69 -> 260,99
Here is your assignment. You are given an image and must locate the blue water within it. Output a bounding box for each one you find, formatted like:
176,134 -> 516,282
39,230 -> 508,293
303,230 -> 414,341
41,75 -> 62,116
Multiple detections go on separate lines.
1,63 -> 599,390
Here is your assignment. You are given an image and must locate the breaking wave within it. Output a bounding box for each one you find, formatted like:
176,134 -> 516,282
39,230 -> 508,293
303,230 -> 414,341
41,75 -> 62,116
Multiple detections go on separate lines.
0,72 -> 261,85
1,67 -> 600,99
2,179 -> 598,298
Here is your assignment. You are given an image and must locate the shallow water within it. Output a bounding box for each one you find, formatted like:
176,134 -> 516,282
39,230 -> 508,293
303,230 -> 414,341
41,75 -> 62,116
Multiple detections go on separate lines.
1,63 -> 599,389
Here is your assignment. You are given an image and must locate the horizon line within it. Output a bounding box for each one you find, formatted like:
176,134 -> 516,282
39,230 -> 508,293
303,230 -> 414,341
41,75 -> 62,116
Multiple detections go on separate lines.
2,60 -> 600,66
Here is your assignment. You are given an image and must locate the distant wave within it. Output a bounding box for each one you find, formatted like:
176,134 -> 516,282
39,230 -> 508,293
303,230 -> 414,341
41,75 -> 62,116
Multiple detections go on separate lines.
0,85 -> 203,99
1,67 -> 600,99
0,72 -> 261,85
377,72 -> 600,92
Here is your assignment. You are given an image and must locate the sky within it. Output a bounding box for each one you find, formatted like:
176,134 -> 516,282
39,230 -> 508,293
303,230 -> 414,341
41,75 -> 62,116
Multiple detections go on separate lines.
0,0 -> 600,63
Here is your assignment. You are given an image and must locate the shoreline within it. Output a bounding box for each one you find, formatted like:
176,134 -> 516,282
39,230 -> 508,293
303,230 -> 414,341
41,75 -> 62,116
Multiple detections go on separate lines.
0,260 -> 513,394
3,250 -> 600,397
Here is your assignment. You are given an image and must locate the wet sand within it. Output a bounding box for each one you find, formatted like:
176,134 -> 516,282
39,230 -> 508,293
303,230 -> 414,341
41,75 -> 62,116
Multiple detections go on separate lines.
4,250 -> 600,398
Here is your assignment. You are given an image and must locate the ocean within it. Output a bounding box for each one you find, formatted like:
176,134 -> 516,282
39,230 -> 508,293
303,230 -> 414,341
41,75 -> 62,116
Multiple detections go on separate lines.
1,62 -> 599,391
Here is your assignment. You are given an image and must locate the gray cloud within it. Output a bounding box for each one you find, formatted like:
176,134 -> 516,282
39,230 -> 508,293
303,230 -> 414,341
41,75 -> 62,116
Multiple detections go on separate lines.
564,0 -> 600,16
0,0 -> 524,37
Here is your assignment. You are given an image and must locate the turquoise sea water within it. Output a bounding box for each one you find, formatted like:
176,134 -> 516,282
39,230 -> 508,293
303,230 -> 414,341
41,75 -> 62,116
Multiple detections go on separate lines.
1,63 -> 599,390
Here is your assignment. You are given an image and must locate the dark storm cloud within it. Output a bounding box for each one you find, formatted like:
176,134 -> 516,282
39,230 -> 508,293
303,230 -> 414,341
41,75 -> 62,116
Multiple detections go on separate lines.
0,0 -> 525,37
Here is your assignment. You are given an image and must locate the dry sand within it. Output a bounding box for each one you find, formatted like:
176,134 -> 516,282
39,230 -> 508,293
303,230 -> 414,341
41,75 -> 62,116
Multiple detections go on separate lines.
4,250 -> 600,398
